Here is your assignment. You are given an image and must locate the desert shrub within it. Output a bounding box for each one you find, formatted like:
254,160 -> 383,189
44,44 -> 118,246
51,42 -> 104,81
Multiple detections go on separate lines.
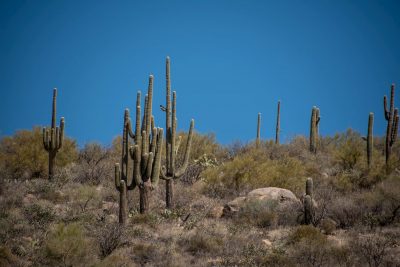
234,199 -> 279,228
131,243 -> 159,265
69,184 -> 100,213
42,223 -> 97,267
75,143 -> 112,184
0,127 -> 78,179
332,129 -> 364,171
130,213 -> 162,228
96,223 -> 124,259
287,226 -> 331,267
24,200 -> 55,229
319,218 -> 336,235
95,249 -> 137,267
261,247 -> 294,267
185,231 -> 223,256
352,232 -> 397,267
203,148 -> 306,198
0,246 -> 20,267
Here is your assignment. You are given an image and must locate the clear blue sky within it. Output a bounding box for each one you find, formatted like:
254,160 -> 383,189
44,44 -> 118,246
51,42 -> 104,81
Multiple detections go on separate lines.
1,0 -> 400,146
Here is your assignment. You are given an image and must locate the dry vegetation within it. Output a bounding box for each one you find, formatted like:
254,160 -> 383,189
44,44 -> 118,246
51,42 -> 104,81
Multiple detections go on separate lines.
0,128 -> 400,267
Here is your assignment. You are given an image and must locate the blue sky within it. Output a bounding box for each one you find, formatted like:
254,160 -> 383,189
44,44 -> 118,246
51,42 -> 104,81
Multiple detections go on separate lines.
1,0 -> 400,146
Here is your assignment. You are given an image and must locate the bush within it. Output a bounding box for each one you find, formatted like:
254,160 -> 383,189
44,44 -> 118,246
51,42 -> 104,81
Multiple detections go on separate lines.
42,223 -> 97,267
203,148 -> 306,197
96,223 -> 124,259
75,143 -> 112,184
235,199 -> 279,229
24,201 -> 55,229
0,127 -> 78,179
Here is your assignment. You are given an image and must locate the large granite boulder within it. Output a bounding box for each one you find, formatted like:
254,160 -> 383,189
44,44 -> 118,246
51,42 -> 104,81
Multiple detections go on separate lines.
223,187 -> 299,217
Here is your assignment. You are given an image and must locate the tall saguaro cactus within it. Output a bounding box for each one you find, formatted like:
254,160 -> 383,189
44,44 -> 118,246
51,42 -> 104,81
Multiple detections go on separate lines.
161,57 -> 194,209
42,88 -> 65,180
114,75 -> 164,220
383,84 -> 399,169
310,106 -> 320,153
276,101 -> 281,145
362,113 -> 374,169
256,113 -> 261,147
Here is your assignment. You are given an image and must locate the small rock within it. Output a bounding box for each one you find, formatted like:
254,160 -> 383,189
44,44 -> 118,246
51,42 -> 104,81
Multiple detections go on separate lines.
262,239 -> 272,248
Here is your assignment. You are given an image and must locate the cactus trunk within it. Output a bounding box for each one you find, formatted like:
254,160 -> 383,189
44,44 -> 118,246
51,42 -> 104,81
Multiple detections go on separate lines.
275,101 -> 280,145
310,106 -> 320,153
256,113 -> 261,147
304,178 -> 314,225
166,180 -> 173,209
383,84 -> 399,171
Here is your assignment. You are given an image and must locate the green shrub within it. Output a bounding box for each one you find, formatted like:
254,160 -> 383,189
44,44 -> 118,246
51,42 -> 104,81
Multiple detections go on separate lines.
235,199 -> 279,228
0,127 -> 78,179
43,223 -> 97,267
24,201 -> 55,229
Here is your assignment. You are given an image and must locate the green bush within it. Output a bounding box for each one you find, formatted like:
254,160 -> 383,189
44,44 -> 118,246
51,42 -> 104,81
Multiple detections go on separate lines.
0,127 -> 78,179
43,223 -> 97,267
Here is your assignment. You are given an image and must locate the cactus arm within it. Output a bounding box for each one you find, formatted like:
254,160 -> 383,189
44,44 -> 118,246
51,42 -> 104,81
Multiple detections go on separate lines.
175,119 -> 194,178
51,88 -> 57,128
391,110 -> 399,145
115,163 -> 121,191
384,95 -> 390,120
170,91 -> 177,175
150,127 -> 157,155
135,92 -> 141,138
256,113 -> 261,147
59,117 -> 64,148
366,113 -> 374,168
141,95 -> 148,134
151,128 -> 164,185
146,152 -> 154,179
166,57 -> 172,172
131,144 -> 143,187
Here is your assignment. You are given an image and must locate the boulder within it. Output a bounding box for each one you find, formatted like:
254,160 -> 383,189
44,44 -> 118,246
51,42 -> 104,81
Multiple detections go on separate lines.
223,187 -> 299,217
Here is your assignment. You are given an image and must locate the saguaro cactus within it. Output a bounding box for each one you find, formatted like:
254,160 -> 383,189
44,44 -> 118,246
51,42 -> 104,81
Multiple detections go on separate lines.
256,113 -> 261,147
304,177 -> 314,225
42,88 -> 65,180
129,80 -> 164,214
383,84 -> 399,168
276,101 -> 280,145
161,57 -> 194,209
362,113 -> 374,169
310,106 -> 320,153
114,109 -> 135,224
114,75 -> 164,219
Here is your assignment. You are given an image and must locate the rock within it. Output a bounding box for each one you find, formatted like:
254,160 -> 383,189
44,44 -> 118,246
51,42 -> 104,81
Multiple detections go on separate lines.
262,239 -> 272,248
208,206 -> 224,218
223,187 -> 299,217
223,196 -> 246,217
22,194 -> 37,205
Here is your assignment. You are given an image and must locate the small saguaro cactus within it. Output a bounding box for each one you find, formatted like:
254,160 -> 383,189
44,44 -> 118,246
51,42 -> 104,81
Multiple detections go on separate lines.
114,109 -> 135,224
42,88 -> 65,180
310,106 -> 320,153
276,101 -> 281,145
256,113 -> 261,147
383,84 -> 399,169
160,56 -> 194,209
304,177 -> 314,225
362,113 -> 374,169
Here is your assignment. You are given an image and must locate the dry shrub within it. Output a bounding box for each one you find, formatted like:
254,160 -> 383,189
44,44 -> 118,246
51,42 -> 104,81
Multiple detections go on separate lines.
96,223 -> 124,259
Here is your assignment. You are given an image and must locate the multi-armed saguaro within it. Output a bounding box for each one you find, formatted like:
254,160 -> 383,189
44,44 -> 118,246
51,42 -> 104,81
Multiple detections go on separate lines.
256,113 -> 261,147
276,101 -> 280,145
115,75 -> 164,222
160,57 -> 194,209
309,106 -> 320,153
383,84 -> 399,168
362,113 -> 374,169
304,177 -> 314,225
42,88 -> 65,180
